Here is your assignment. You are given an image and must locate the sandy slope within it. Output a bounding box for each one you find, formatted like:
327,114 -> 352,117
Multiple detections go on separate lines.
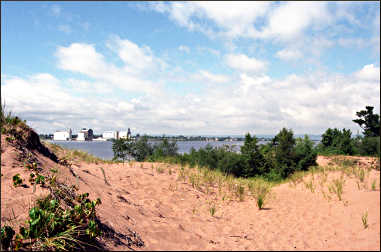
1,137 -> 380,250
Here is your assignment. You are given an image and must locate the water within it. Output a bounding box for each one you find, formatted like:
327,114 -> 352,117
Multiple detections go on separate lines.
48,138 -> 320,161
48,140 -> 246,160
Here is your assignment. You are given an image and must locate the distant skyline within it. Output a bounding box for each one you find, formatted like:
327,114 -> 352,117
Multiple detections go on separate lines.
1,1 -> 380,135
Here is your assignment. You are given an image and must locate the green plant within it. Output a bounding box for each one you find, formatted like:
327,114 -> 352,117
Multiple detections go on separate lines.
249,180 -> 272,210
257,196 -> 264,210
209,203 -> 216,217
156,165 -> 164,174
235,184 -> 245,201
304,179 -> 315,193
362,211 -> 368,229
371,179 -> 377,191
328,177 -> 345,201
12,174 -> 22,187
1,225 -> 15,250
178,166 -> 186,181
99,167 -> 110,186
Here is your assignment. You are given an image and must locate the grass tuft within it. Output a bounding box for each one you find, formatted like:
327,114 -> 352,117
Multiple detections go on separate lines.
362,210 -> 369,229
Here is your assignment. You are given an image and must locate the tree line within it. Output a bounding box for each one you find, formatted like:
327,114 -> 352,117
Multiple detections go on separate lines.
112,105 -> 380,181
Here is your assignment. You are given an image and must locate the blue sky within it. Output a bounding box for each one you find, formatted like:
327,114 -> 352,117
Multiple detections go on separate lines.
1,1 -> 380,135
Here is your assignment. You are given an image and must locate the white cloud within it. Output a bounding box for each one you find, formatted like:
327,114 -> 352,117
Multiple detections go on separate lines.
354,64 -> 380,81
150,2 -> 333,41
58,24 -> 72,34
106,35 -> 167,74
178,45 -> 190,53
225,54 -> 267,73
260,2 -> 332,40
55,41 -> 162,94
275,48 -> 302,61
198,70 -> 229,83
149,2 -> 271,39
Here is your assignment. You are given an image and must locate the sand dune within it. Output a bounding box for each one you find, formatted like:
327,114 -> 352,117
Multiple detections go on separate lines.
1,136 -> 380,250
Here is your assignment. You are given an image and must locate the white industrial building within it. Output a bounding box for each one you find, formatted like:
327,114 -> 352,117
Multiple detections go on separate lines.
103,131 -> 119,140
53,129 -> 72,141
119,128 -> 132,139
77,128 -> 94,141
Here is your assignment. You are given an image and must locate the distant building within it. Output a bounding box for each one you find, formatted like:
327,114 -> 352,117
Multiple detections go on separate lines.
103,131 -> 118,140
77,132 -> 86,141
77,128 -> 93,141
53,129 -> 72,141
119,128 -> 132,139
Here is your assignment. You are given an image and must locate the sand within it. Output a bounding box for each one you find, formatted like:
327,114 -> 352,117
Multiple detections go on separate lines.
1,137 -> 380,250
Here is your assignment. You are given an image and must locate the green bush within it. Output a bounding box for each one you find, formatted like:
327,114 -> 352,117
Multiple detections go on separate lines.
240,133 -> 268,177
318,128 -> 355,155
353,136 -> 380,156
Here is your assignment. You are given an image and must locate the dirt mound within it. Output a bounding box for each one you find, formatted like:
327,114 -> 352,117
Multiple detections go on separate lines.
1,128 -> 144,250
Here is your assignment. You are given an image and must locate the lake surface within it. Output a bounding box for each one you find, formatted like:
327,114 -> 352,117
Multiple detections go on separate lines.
48,140 -> 248,160
48,138 -> 320,161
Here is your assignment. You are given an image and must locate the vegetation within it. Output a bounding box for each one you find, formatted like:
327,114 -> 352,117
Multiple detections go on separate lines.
352,106 -> 380,138
1,105 -> 106,251
362,211 -> 369,229
316,106 -> 380,157
12,174 -> 23,187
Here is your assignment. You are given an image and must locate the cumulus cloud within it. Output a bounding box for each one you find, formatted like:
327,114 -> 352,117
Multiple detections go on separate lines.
354,64 -> 380,81
275,48 -> 302,61
198,70 -> 229,83
225,54 -> 267,73
149,1 -> 333,41
3,62 -> 379,135
55,40 -> 163,94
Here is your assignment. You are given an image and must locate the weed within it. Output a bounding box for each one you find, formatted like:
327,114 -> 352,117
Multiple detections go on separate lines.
209,203 -> 216,217
168,168 -> 172,175
1,225 -> 15,251
257,196 -> 264,210
356,181 -> 361,190
362,211 -> 368,229
304,179 -> 315,193
29,173 -> 45,186
371,179 -> 377,191
50,168 -> 58,173
178,166 -> 186,181
12,174 -> 22,187
235,184 -> 245,201
99,167 -> 110,186
249,180 -> 272,210
156,166 -> 164,174
328,176 -> 345,201
358,168 -> 365,182
289,171 -> 304,187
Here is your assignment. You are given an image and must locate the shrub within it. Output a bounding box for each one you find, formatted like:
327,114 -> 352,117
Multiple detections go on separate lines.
152,138 -> 178,158
294,135 -> 317,171
318,128 -> 355,155
1,226 -> 15,250
19,193 -> 101,250
12,174 -> 23,187
353,136 -> 380,156
240,133 -> 268,177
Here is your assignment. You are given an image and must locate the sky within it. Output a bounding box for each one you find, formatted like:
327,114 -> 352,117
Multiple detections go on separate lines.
1,1 -> 380,136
